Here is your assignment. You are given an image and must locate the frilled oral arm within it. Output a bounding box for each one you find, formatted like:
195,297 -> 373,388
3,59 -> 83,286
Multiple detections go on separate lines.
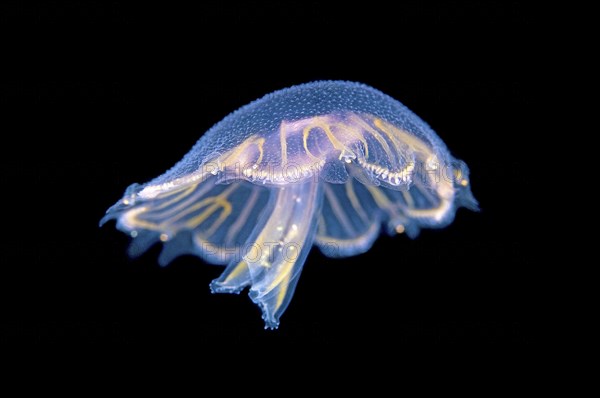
211,179 -> 323,329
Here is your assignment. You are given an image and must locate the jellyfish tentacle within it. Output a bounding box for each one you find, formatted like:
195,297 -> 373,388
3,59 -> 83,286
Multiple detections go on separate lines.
212,179 -> 323,329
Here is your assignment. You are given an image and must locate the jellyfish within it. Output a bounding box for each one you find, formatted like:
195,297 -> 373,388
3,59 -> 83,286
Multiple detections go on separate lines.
101,81 -> 478,329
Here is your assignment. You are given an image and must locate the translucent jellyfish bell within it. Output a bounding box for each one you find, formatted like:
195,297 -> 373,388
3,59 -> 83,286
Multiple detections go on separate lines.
101,81 -> 478,329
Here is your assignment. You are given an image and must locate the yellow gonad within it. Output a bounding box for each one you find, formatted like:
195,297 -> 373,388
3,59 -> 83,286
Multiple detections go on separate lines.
101,81 -> 478,329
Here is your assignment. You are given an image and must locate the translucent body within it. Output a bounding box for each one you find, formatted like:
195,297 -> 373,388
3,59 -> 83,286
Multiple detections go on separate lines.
101,81 -> 478,329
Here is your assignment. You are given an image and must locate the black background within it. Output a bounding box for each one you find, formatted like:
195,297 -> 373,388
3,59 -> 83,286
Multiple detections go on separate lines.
2,1 -> 536,344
